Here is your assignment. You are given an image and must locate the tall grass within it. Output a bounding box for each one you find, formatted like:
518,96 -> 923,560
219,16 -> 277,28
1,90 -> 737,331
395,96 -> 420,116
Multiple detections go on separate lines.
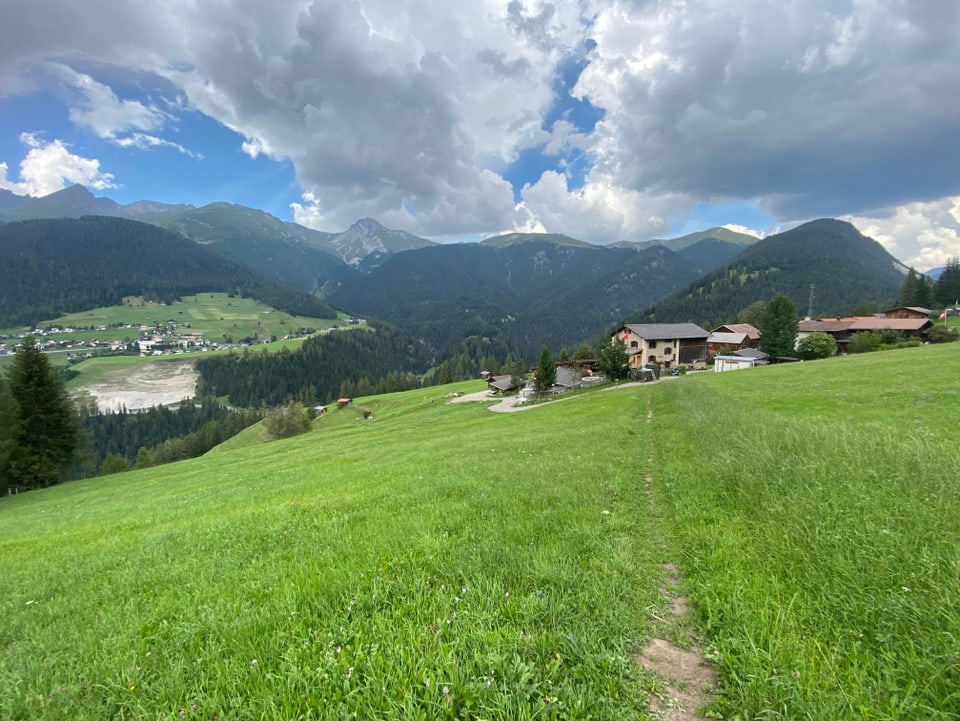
651,345 -> 960,719
0,383 -> 663,720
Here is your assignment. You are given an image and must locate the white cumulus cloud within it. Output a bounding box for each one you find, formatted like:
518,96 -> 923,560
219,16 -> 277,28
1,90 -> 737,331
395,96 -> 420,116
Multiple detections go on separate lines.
0,133 -> 116,197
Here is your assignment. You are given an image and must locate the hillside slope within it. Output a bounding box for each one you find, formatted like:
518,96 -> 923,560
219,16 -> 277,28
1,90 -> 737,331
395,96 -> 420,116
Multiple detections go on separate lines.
0,216 -> 337,327
630,218 -> 907,326
156,203 -> 359,294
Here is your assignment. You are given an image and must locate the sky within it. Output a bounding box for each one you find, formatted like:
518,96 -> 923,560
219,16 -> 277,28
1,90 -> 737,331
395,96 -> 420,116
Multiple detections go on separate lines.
0,0 -> 958,270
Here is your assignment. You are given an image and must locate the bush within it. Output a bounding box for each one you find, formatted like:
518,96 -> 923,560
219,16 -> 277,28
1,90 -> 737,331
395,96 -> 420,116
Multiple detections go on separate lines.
797,332 -> 836,360
927,325 -> 960,344
264,402 -> 312,439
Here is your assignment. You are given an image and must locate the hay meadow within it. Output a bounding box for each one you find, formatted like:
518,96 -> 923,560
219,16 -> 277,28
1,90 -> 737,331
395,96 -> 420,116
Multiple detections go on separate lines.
2,344 -> 959,719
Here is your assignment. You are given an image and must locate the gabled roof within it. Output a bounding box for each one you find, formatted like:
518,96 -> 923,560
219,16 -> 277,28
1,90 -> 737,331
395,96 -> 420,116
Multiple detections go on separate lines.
488,375 -> 516,391
708,331 -> 748,345
620,323 -> 709,340
713,323 -> 761,340
882,306 -> 931,316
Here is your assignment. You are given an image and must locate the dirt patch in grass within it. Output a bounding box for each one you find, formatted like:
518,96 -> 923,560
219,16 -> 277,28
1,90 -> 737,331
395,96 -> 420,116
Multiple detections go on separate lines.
81,361 -> 198,412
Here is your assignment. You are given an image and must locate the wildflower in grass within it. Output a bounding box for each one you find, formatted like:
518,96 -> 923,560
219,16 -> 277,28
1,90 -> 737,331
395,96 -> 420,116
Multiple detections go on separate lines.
251,659 -> 258,666
454,596 -> 461,603
336,646 -> 342,654
346,667 -> 354,680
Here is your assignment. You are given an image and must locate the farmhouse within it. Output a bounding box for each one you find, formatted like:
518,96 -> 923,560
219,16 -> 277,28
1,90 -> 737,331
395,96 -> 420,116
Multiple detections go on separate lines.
613,323 -> 709,369
707,323 -> 761,358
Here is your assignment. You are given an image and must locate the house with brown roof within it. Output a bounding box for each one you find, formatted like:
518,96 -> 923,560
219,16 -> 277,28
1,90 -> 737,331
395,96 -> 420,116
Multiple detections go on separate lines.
707,323 -> 761,358
798,316 -> 932,353
613,323 -> 709,369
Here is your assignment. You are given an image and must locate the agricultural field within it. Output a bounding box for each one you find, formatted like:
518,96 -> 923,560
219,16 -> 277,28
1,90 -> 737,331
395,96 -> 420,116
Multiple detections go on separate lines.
1,343 -> 959,719
0,293 -> 349,347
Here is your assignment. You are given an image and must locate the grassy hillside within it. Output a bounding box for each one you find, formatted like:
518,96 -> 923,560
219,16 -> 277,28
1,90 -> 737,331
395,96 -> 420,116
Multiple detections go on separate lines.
2,344 -> 959,718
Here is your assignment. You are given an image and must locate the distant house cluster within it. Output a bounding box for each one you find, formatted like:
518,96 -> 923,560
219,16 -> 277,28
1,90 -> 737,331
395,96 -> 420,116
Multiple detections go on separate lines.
797,307 -> 932,351
602,306 -> 941,375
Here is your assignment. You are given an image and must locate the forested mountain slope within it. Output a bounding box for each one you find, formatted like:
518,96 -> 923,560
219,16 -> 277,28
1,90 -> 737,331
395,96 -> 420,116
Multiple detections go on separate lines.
629,219 -> 907,328
0,216 -> 336,327
329,239 -> 701,357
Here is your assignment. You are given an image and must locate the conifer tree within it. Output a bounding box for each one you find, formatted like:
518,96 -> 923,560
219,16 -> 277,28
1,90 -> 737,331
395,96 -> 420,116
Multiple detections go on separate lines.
935,258 -> 960,308
0,376 -> 16,494
759,294 -> 799,360
533,347 -> 557,393
898,268 -> 932,308
6,336 -> 82,488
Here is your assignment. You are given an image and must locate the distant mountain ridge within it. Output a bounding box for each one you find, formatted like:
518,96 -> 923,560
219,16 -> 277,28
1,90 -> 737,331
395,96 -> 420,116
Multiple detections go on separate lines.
329,239 -> 704,358
0,184 -> 193,221
630,219 -> 907,328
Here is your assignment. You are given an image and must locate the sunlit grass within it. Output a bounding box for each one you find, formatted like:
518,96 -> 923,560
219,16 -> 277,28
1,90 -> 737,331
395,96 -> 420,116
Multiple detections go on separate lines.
0,381 -> 663,720
4,343 -> 960,718
651,343 -> 960,719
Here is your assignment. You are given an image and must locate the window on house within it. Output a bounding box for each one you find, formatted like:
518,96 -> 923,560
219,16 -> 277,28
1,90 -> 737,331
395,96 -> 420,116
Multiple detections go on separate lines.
649,340 -> 657,348
630,341 -> 638,348
665,347 -> 673,355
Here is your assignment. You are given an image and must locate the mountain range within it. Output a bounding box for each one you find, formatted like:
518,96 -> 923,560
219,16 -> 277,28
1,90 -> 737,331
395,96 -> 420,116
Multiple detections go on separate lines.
0,185 -> 911,362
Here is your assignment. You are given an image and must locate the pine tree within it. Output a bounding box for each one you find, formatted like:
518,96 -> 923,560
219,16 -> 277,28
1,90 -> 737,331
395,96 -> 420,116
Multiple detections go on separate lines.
6,336 -> 82,488
898,268 -> 932,308
0,376 -> 17,495
935,258 -> 960,308
533,347 -> 557,393
759,294 -> 799,360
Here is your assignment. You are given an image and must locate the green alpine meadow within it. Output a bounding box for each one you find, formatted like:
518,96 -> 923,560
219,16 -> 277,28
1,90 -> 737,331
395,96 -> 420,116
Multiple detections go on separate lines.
2,343 -> 960,720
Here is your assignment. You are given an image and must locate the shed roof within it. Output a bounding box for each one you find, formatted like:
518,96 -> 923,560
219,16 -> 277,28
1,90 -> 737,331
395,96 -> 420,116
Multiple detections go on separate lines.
733,347 -> 769,359
620,323 -> 709,340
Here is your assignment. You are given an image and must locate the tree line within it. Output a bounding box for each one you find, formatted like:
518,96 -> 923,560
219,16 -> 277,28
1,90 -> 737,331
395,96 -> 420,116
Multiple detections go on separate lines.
898,259 -> 960,309
195,322 -> 436,407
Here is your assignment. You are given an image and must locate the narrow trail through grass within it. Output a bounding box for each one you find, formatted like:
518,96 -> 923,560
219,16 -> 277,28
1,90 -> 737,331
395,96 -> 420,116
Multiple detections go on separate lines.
635,399 -> 718,720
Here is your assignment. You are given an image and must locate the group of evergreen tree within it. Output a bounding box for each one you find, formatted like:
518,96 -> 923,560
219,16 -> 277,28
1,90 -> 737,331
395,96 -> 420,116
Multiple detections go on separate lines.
79,399 -> 261,476
195,321 -> 435,407
897,260 -> 960,309
0,337 -> 82,492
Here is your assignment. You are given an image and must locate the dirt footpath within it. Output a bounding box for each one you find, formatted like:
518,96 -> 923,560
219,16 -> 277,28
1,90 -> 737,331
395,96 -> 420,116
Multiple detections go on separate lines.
448,381 -> 652,413
82,361 -> 198,412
